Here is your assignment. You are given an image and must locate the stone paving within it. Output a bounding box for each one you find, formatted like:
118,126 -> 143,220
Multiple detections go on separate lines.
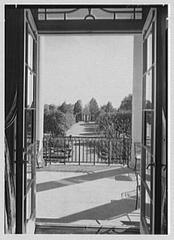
36,164 -> 140,228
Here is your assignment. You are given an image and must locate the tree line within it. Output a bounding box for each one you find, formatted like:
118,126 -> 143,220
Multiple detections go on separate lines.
44,94 -> 132,137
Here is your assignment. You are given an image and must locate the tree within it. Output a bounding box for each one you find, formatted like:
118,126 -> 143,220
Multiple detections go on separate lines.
64,112 -> 75,130
106,101 -> 114,113
83,104 -> 90,122
83,104 -> 90,115
73,100 -> 82,122
58,101 -> 74,114
118,94 -> 132,112
44,103 -> 75,137
49,104 -> 57,112
101,101 -> 114,113
44,104 -> 49,112
51,110 -> 66,136
89,98 -> 99,121
58,101 -> 67,113
44,106 -> 66,136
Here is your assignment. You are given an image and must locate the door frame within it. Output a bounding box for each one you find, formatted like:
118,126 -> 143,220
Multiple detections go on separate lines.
13,5 -> 167,234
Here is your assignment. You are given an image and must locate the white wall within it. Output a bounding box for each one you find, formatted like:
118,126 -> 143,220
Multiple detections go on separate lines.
131,35 -> 143,164
36,36 -> 44,166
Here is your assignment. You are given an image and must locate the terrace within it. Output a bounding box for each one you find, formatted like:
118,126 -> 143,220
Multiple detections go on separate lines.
35,164 -> 140,234
34,121 -> 141,234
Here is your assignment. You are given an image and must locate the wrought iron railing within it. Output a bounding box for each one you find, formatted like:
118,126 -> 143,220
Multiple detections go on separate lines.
43,136 -> 131,166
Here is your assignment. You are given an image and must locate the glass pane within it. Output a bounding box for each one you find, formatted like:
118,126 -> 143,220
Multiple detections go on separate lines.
28,33 -> 33,69
145,150 -> 151,188
135,12 -> 142,19
134,143 -> 141,172
38,8 -> 45,12
116,13 -> 134,19
46,8 -> 76,12
145,70 -> 153,109
26,142 -> 35,185
66,8 -> 88,20
147,32 -> 152,69
145,111 -> 153,148
27,70 -> 33,108
25,109 -> 33,182
26,187 -> 32,221
26,110 -> 33,146
92,8 -> 113,19
47,13 -> 64,20
104,8 -> 135,12
38,13 -> 45,20
145,189 -> 151,232
27,153 -> 32,183
143,39 -> 147,74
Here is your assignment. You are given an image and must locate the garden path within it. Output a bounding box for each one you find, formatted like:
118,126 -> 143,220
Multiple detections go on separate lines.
66,121 -> 101,137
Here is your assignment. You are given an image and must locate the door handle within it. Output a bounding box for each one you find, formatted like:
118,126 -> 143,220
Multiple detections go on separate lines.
161,164 -> 166,171
146,162 -> 155,169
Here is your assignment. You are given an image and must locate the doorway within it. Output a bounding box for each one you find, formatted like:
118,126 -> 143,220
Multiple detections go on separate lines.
35,32 -> 140,233
4,5 -> 168,234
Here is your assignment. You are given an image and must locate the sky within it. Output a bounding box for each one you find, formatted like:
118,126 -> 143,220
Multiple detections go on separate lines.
40,34 -> 133,109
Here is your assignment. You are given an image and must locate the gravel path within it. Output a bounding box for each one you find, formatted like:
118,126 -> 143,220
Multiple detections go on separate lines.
66,121 -> 101,137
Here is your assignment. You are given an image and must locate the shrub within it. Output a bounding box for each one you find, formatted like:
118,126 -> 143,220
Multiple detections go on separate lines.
96,111 -> 132,138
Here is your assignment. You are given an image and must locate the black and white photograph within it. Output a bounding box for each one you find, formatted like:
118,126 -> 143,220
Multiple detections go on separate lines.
2,1 -> 173,236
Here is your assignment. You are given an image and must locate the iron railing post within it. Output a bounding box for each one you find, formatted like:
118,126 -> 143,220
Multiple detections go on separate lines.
78,139 -> 80,165
49,139 -> 51,165
94,140 -> 95,165
46,140 -> 48,166
64,138 -> 66,165
83,139 -> 84,163
122,136 -> 126,166
108,139 -> 111,166
86,139 -> 88,163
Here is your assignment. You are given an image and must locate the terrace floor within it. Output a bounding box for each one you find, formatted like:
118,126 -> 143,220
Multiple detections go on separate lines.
35,163 -> 140,234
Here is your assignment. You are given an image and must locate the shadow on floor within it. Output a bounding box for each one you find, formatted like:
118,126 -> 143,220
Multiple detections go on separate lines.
36,196 -> 139,224
121,220 -> 140,227
36,167 -> 134,192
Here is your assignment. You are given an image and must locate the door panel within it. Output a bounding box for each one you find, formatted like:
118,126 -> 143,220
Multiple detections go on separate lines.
23,9 -> 38,233
141,8 -> 156,234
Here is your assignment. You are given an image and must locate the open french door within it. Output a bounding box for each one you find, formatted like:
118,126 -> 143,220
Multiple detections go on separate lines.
15,9 -> 38,233
141,8 -> 157,234
23,9 -> 38,233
